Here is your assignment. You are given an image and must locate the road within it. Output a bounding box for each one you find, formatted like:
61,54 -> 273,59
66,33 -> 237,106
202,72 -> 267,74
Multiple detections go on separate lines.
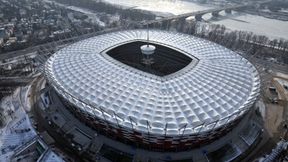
0,27 -> 124,60
0,77 -> 34,86
251,57 -> 288,74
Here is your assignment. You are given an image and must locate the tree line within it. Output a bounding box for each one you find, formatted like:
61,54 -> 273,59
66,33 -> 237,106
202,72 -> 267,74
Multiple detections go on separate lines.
169,20 -> 288,64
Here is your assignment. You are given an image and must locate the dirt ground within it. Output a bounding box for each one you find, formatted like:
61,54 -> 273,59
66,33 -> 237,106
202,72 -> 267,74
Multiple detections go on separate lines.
246,70 -> 288,161
265,103 -> 284,136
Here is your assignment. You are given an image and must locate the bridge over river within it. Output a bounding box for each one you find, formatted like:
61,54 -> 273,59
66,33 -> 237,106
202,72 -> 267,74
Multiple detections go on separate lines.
143,0 -> 272,24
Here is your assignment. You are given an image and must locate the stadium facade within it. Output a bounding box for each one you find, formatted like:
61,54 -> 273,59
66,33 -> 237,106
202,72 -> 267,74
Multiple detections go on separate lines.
42,30 -> 261,160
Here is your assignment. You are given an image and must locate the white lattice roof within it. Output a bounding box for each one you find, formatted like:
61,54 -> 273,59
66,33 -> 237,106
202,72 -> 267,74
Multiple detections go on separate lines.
45,30 -> 260,136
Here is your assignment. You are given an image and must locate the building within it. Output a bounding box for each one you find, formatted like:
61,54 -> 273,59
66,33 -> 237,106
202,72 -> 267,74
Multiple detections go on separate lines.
40,30 -> 261,161
11,137 -> 64,162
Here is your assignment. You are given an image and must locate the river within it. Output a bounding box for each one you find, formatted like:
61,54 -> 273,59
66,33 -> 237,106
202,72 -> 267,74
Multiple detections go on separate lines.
104,0 -> 288,40
203,11 -> 288,40
103,0 -> 212,15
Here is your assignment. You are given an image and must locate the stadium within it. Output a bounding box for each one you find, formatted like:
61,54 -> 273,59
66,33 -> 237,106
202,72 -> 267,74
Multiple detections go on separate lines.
41,30 -> 261,160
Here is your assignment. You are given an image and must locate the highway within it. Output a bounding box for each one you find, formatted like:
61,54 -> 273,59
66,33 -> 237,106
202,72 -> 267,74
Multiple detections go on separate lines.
251,57 -> 288,74
0,77 -> 34,86
0,26 -> 124,60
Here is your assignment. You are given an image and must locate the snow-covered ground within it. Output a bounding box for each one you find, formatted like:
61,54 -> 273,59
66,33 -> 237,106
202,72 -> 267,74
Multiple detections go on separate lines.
256,99 -> 266,119
0,87 -> 37,161
20,86 -> 32,112
0,85 -> 65,161
40,150 -> 65,162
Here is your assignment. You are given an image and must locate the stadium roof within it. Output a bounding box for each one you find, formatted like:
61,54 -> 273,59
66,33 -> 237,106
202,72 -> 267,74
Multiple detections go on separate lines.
45,30 -> 260,135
